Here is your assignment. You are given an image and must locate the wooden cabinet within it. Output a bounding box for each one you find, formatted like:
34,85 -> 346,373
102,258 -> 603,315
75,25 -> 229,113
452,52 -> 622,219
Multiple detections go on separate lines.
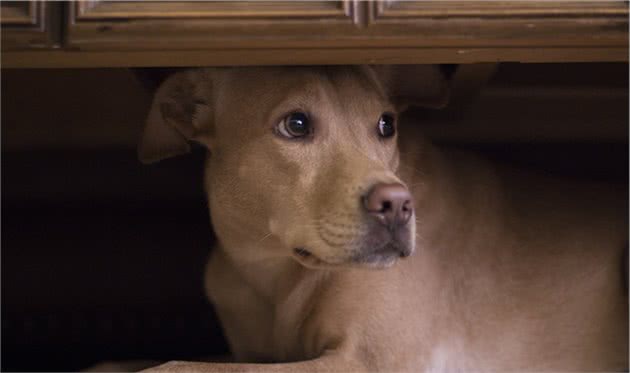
1,1 -> 628,67
1,1 -> 61,50
67,1 -> 359,50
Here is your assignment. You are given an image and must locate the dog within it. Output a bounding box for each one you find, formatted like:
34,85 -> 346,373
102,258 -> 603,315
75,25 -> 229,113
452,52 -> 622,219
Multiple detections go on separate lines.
138,65 -> 628,372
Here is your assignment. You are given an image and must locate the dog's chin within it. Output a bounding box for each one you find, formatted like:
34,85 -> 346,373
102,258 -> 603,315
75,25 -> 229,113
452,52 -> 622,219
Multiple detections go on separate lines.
291,242 -> 413,270
350,241 -> 413,269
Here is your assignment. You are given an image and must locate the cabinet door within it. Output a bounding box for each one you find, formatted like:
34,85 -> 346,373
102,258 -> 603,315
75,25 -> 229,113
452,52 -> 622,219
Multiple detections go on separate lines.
366,1 -> 628,50
1,1 -> 60,50
67,1 -> 360,50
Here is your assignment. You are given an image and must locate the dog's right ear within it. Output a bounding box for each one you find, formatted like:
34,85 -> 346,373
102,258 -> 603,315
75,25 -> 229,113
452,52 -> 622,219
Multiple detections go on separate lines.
138,69 -> 213,164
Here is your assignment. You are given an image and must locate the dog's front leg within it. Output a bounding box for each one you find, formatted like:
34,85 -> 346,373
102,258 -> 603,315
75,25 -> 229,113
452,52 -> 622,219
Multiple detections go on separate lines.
141,352 -> 366,373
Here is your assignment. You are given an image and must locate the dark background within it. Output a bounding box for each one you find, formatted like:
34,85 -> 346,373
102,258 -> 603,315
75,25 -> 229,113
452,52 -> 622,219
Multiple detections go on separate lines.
2,63 -> 628,371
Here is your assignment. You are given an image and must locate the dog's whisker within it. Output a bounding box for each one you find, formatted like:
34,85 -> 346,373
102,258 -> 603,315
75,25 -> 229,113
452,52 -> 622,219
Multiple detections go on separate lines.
289,223 -> 322,230
256,232 -> 273,244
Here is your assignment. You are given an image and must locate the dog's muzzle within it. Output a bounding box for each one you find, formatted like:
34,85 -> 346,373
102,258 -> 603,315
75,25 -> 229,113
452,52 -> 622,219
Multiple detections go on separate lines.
349,182 -> 415,265
292,182 -> 415,269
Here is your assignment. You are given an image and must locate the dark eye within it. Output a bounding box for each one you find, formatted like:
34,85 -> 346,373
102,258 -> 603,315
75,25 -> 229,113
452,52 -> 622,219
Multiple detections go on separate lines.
377,113 -> 396,138
277,112 -> 311,139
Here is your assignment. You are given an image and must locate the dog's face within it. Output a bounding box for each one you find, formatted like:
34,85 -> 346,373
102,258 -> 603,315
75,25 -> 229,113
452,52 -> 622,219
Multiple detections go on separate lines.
140,66 -> 447,269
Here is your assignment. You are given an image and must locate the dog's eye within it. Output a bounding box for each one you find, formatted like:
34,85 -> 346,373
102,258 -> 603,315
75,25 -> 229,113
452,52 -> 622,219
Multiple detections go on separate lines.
277,112 -> 311,139
377,113 -> 396,138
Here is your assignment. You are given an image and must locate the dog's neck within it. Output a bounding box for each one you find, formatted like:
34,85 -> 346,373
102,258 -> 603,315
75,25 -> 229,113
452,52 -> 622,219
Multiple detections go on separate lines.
214,235 -> 328,303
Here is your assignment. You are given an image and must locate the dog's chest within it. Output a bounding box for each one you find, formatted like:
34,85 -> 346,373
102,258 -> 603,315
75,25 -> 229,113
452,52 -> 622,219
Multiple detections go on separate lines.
422,340 -> 477,372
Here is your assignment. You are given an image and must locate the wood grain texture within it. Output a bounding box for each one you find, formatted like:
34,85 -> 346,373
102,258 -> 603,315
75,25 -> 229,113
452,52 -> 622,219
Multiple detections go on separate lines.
75,1 -> 352,19
1,1 -> 627,66
365,1 -> 628,48
66,0 -> 360,51
2,47 -> 628,69
373,1 -> 627,17
64,1 -> 627,50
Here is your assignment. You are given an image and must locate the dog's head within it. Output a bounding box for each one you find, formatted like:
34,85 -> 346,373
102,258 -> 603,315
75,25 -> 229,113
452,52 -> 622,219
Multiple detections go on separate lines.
139,66 -> 448,269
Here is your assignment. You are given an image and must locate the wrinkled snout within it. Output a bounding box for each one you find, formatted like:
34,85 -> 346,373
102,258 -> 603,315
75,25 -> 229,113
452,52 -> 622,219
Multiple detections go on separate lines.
291,177 -> 416,269
350,181 -> 416,264
363,183 -> 413,229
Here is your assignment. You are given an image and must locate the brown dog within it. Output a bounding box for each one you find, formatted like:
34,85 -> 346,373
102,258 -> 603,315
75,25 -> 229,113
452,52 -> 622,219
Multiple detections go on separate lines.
138,66 -> 628,372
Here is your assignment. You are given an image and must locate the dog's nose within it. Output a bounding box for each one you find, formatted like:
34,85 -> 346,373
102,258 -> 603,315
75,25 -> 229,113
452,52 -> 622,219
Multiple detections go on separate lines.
364,183 -> 413,228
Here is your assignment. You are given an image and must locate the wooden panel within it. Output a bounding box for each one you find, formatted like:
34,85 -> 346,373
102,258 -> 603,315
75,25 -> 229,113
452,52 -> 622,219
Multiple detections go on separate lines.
1,1 -> 60,50
67,1 -> 360,51
365,1 -> 628,48
1,2 -> 37,25
74,1 -> 352,19
372,1 -> 626,17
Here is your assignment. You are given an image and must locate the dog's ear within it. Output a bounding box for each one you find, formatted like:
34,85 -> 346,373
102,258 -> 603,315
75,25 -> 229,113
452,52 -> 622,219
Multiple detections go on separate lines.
371,65 -> 452,111
138,69 -> 213,164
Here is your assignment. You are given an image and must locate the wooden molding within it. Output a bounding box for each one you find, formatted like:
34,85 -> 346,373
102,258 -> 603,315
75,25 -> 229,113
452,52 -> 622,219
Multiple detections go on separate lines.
1,1 -> 38,25
62,1 -> 628,52
1,2 -> 62,50
1,1 -> 627,66
371,1 -> 628,18
74,1 -> 354,19
66,1 -> 361,51
364,1 -> 628,48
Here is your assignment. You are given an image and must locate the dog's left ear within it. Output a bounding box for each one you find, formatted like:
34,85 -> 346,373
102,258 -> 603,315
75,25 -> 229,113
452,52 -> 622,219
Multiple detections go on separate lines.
138,69 -> 213,164
371,65 -> 453,111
